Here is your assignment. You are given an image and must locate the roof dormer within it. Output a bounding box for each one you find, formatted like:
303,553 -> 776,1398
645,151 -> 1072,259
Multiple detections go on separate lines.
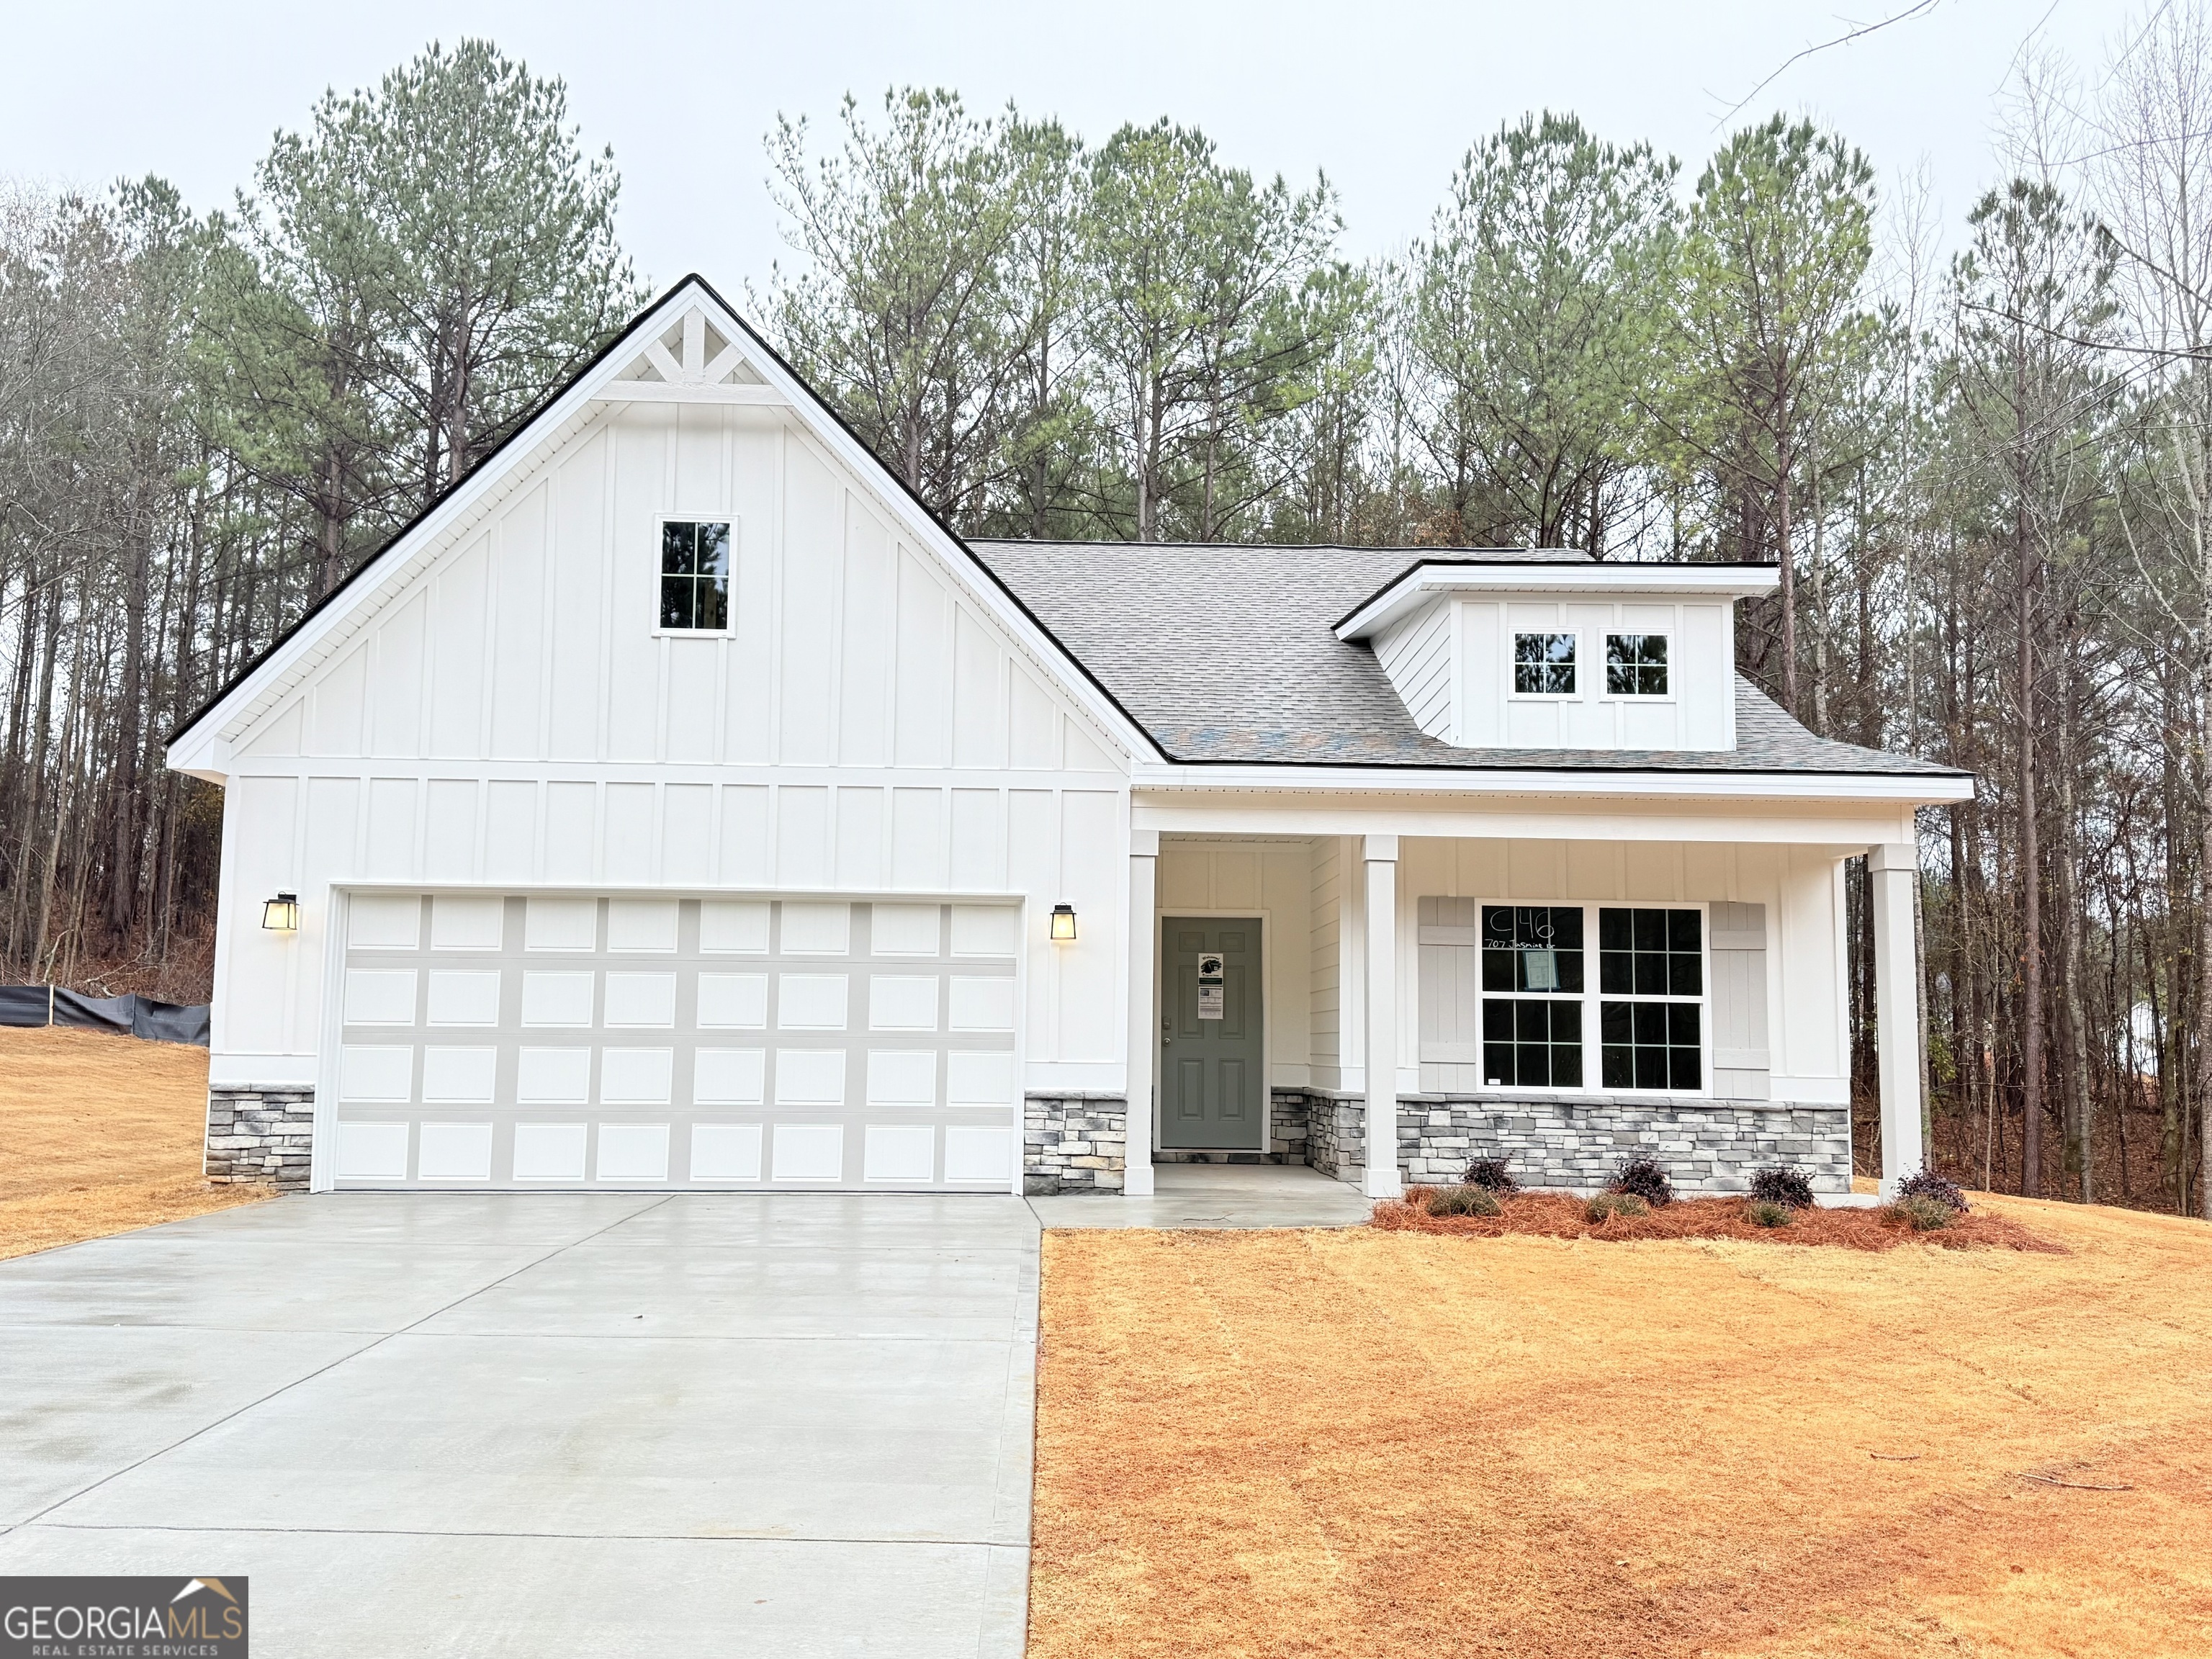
1335,558 -> 1779,752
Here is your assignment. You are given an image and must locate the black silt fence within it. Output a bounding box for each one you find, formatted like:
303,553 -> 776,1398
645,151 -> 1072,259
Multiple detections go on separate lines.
0,985 -> 209,1046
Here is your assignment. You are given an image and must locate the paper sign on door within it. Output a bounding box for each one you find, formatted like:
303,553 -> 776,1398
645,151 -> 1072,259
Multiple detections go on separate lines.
1197,953 -> 1225,1020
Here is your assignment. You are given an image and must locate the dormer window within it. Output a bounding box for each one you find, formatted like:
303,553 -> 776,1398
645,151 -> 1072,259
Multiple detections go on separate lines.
660,519 -> 732,631
1606,634 -> 1668,696
1513,632 -> 1577,695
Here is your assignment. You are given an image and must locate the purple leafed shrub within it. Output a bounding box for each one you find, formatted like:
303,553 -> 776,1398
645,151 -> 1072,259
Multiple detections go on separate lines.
1748,1165 -> 1815,1209
1462,1157 -> 1519,1195
1897,1170 -> 1970,1213
1609,1156 -> 1674,1208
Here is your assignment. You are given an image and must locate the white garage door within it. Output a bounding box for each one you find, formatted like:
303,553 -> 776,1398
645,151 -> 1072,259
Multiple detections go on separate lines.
324,892 -> 1021,1191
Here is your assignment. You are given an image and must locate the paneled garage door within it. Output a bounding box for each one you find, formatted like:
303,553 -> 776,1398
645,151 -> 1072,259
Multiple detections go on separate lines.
325,892 -> 1021,1191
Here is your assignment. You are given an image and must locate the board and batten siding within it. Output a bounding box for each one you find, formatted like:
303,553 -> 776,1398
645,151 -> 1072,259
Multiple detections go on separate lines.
211,399 -> 1135,1093
1454,597 -> 1734,750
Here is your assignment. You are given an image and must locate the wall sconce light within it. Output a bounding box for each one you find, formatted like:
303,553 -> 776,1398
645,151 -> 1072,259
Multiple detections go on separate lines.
261,892 -> 300,933
1049,902 -> 1077,943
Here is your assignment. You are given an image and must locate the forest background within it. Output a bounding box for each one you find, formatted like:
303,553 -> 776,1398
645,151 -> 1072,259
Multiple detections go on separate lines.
3,13 -> 2206,1212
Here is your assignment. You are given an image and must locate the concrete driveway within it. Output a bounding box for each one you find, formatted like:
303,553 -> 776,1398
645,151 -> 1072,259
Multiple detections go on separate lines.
0,1193 -> 1040,1656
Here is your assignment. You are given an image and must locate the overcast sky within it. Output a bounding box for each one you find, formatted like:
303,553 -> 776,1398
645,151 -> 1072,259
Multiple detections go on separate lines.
3,0 -> 2133,296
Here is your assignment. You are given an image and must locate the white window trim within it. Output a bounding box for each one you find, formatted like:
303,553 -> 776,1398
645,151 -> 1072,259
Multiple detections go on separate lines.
1467,899 -> 1712,1098
650,514 -> 739,639
1506,629 -> 1583,702
1595,631 -> 1676,704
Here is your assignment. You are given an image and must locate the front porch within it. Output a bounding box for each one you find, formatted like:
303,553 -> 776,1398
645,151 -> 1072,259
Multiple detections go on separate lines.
1027,813 -> 1928,1203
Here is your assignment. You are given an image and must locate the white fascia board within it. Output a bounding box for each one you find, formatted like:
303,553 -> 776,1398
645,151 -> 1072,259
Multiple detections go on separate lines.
1336,561 -> 1781,640
1128,760 -> 1974,805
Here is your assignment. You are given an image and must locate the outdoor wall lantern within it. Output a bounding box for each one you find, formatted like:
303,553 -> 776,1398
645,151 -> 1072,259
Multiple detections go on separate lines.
261,892 -> 300,933
1049,902 -> 1077,943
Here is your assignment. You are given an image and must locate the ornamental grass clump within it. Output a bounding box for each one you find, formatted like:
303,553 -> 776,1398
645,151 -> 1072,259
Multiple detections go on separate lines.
1885,1195 -> 1954,1232
1462,1157 -> 1519,1195
1897,1170 -> 1970,1213
1748,1165 -> 1815,1209
1584,1192 -> 1649,1223
1609,1156 -> 1674,1208
1426,1184 -> 1502,1218
1745,1198 -> 1793,1228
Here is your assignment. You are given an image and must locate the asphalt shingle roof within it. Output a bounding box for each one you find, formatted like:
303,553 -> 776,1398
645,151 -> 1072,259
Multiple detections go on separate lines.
971,540 -> 1965,777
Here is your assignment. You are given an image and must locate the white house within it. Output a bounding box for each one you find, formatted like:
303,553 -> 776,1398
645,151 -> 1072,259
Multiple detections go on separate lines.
166,276 -> 1972,1202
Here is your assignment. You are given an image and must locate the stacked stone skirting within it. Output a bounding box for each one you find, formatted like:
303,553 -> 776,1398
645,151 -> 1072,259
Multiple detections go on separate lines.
1024,1093 -> 1128,1194
204,1086 -> 315,1190
1393,1096 -> 1853,1195
1268,1089 -> 1310,1163
1196,1089 -> 1848,1196
1292,1089 -> 1367,1182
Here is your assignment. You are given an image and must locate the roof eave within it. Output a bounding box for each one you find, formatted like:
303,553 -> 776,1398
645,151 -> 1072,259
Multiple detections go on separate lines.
1128,757 -> 1974,804
1334,560 -> 1784,641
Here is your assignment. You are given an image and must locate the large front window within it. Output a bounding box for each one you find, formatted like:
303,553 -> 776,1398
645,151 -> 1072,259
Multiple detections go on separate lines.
1472,903 -> 1706,1092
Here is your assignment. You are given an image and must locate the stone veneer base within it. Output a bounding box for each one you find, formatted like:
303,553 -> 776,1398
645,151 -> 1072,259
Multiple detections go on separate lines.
1267,1088 -> 1851,1196
1024,1092 -> 1128,1195
204,1086 -> 316,1190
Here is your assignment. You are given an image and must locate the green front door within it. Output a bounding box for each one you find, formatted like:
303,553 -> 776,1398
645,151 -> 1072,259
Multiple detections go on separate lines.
1160,918 -> 1264,1150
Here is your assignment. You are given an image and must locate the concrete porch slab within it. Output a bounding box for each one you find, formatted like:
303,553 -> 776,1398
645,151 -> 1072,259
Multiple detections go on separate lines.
1029,1163 -> 1374,1231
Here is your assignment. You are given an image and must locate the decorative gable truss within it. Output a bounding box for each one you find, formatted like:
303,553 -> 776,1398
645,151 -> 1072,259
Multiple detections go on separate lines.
594,305 -> 787,405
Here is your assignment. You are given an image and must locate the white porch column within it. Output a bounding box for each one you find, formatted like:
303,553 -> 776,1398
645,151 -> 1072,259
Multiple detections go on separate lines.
1125,832 -> 1159,1197
1362,835 -> 1401,1198
1869,842 -> 1926,1195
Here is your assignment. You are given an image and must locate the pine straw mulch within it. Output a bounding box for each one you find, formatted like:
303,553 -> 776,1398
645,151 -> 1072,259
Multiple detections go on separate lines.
1373,1186 -> 2063,1252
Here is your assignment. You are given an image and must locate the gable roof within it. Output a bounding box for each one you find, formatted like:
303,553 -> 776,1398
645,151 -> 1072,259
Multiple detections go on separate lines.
971,540 -> 1969,779
166,275 -> 1164,764
168,276 -> 1966,792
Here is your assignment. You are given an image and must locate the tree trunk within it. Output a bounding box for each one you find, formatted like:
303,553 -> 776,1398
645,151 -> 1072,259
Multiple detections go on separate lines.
1776,435 -> 1797,719
2018,500 -> 2042,1199
2055,644 -> 2090,1202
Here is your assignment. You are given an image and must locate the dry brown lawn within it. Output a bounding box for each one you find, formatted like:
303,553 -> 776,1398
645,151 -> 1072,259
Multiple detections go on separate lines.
0,1025 -> 264,1259
1032,1197 -> 2212,1658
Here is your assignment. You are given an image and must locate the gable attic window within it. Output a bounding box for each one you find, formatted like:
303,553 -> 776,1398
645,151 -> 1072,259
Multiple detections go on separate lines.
1606,633 -> 1669,696
660,519 -> 732,631
1513,632 -> 1576,694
